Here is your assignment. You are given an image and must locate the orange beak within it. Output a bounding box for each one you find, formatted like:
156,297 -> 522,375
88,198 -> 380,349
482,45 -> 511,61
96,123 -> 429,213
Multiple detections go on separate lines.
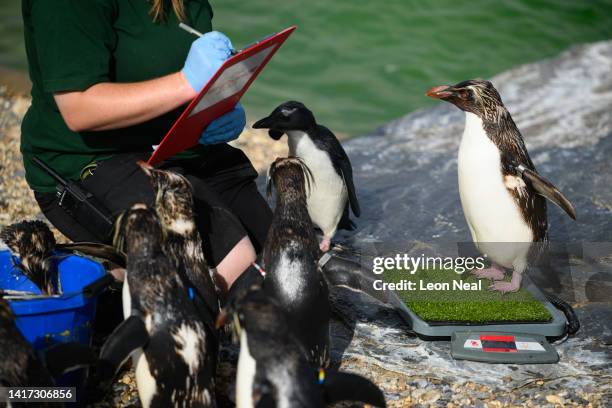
426,85 -> 453,99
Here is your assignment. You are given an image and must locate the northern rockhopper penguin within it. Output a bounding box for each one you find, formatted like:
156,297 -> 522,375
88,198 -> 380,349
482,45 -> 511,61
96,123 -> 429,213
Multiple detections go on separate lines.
0,298 -> 94,396
253,101 -> 361,252
1,220 -> 57,295
100,204 -> 218,407
427,79 -> 576,293
217,285 -> 386,408
264,157 -> 331,367
137,161 -> 219,319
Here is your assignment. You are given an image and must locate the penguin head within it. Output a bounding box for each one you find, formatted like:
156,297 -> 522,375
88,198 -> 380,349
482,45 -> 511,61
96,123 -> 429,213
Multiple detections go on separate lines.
137,162 -> 195,229
426,79 -> 506,121
253,101 -> 316,140
0,220 -> 55,262
266,156 -> 314,201
114,204 -> 163,257
1,220 -> 56,294
217,283 -> 289,340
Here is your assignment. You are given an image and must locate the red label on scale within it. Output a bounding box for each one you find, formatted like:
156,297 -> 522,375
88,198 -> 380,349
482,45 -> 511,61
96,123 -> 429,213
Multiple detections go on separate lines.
480,335 -> 518,352
480,335 -> 516,342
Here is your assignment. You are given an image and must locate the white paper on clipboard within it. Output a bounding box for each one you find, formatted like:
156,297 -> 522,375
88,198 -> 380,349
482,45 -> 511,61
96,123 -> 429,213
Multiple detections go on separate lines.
189,45 -> 277,117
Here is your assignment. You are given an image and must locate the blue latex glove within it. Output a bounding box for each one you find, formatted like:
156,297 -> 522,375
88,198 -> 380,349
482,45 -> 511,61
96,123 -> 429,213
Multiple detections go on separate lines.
182,31 -> 233,93
199,103 -> 246,145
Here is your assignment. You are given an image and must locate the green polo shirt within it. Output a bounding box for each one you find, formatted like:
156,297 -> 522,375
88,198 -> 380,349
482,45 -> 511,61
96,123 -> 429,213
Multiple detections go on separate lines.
21,0 -> 214,193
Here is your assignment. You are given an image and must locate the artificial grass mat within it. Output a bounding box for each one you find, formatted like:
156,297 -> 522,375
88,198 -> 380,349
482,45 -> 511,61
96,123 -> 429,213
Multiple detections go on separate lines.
383,268 -> 552,323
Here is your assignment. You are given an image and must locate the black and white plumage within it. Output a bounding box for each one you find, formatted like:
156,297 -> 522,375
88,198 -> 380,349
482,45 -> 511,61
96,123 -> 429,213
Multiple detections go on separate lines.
218,285 -> 386,408
138,161 -> 219,320
1,220 -> 57,295
102,204 -> 217,407
253,101 -> 360,252
0,298 -> 94,401
427,80 -> 576,293
263,157 -> 331,368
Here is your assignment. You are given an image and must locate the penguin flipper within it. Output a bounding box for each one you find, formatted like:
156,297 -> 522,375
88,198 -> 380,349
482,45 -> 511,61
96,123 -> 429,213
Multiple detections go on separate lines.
518,166 -> 577,220
337,204 -> 356,231
42,342 -> 96,378
314,126 -> 361,217
226,264 -> 264,308
57,242 -> 127,268
97,315 -> 149,383
340,164 -> 360,218
323,371 -> 386,407
320,254 -> 388,303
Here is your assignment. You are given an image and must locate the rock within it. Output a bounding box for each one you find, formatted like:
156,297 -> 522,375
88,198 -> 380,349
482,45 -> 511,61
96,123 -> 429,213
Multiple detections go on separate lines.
546,394 -> 564,405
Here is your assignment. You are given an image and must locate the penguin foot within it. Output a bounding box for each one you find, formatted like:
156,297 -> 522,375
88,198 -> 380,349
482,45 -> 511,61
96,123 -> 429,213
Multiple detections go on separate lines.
319,238 -> 331,252
471,265 -> 505,281
489,280 -> 520,293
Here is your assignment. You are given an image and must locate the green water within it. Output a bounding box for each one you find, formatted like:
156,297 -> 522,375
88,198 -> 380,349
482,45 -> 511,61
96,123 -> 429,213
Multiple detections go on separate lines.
2,1 -> 612,135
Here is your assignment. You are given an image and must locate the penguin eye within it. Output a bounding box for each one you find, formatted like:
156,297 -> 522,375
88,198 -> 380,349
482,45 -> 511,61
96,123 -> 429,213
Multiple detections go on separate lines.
457,89 -> 470,100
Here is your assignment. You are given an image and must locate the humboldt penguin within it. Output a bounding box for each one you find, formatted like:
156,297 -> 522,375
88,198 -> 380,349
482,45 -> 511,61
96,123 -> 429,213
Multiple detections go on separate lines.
138,161 -> 219,319
217,285 -> 386,408
263,157 -> 331,367
1,220 -> 57,295
99,204 -> 217,407
0,298 -> 94,394
427,79 -> 576,292
253,101 -> 360,252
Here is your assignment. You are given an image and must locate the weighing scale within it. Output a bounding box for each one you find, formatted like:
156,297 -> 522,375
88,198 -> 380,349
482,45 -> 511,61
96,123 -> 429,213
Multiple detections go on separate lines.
319,249 -> 578,364
386,275 -> 573,364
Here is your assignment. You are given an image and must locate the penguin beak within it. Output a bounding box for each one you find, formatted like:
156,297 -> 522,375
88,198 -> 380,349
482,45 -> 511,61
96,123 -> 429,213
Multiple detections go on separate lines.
252,115 -> 275,129
253,116 -> 285,140
426,85 -> 453,99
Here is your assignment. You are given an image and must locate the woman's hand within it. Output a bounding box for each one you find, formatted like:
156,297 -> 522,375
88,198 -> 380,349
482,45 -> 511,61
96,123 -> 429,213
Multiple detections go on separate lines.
182,31 -> 233,93
199,103 -> 246,145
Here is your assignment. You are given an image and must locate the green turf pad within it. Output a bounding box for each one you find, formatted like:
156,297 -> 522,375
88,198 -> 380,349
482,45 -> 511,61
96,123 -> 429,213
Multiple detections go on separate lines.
383,268 -> 552,323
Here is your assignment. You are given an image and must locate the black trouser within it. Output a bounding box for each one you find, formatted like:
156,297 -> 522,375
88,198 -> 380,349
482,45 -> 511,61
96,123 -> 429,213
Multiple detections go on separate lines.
35,147 -> 272,266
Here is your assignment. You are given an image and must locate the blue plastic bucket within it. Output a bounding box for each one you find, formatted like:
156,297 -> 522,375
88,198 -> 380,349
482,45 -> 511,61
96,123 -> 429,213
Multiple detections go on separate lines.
0,249 -> 111,402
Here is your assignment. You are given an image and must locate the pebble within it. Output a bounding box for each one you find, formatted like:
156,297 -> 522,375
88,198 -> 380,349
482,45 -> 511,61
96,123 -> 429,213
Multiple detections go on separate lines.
419,390 -> 441,404
546,394 -> 564,405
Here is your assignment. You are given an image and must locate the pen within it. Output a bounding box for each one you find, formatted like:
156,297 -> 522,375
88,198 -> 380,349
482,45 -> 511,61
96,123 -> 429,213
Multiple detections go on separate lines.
179,22 -> 238,55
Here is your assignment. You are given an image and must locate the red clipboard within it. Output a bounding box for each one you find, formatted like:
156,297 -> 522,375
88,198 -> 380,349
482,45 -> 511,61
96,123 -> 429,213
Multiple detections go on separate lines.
148,25 -> 297,165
